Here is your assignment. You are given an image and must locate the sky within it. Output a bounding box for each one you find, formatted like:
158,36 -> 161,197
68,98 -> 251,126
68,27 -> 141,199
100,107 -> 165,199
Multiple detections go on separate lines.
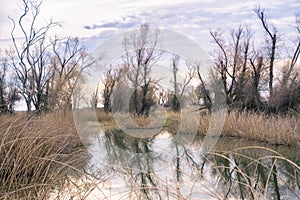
0,0 -> 299,110
0,0 -> 300,54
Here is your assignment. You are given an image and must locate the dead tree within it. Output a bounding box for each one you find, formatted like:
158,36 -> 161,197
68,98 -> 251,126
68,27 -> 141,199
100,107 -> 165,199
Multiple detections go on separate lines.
171,54 -> 180,111
8,0 -> 59,115
51,37 -> 91,111
281,14 -> 300,88
102,65 -> 125,113
0,51 -> 21,114
272,14 -> 300,113
170,54 -> 195,111
195,63 -> 212,113
210,25 -> 258,111
123,24 -> 161,116
210,29 -> 231,106
0,55 -> 8,113
255,7 -> 278,100
91,83 -> 100,109
249,55 -> 264,110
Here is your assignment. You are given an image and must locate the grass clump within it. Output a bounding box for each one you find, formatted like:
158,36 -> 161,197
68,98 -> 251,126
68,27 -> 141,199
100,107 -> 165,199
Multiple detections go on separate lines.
0,111 -> 88,199
220,111 -> 300,146
159,109 -> 300,146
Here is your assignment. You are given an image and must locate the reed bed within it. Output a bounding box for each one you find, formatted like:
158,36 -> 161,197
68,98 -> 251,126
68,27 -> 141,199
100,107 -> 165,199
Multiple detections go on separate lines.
167,110 -> 300,146
219,111 -> 299,146
0,111 -> 88,199
93,108 -> 299,146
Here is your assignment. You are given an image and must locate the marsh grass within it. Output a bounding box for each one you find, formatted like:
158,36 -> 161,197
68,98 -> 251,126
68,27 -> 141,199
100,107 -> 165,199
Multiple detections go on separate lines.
205,146 -> 300,199
168,110 -> 299,146
0,111 -> 89,199
220,111 -> 300,146
93,108 -> 299,146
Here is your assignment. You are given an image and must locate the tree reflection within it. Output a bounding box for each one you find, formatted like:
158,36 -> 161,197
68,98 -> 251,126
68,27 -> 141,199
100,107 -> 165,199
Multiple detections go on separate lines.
102,129 -> 162,199
197,144 -> 300,199
87,131 -> 300,199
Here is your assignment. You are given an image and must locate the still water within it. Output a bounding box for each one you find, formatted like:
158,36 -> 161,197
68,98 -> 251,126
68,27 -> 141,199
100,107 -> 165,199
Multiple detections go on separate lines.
81,129 -> 300,200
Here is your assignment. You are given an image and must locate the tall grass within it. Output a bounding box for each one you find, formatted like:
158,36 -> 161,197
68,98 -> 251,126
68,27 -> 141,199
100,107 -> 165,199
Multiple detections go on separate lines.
93,109 -> 299,146
169,110 -> 300,146
219,111 -> 300,146
0,111 -> 88,199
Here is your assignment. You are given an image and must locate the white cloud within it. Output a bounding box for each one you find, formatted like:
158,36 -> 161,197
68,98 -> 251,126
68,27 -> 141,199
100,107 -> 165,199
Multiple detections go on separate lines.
0,0 -> 299,53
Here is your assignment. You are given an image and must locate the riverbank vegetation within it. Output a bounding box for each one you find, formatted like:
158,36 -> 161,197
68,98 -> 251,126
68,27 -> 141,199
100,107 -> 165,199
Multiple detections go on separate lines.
93,108 -> 300,146
168,110 -> 300,146
0,112 -> 89,199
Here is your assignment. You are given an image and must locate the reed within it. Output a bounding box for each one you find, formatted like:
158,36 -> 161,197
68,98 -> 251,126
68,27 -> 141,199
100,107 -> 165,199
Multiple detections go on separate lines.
169,109 -> 300,146
93,108 -> 300,146
0,109 -> 298,199
0,112 -> 88,199
220,111 -> 300,146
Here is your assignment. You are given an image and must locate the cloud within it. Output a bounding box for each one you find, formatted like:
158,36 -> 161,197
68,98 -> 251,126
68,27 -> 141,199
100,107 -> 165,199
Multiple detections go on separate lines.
84,20 -> 137,30
83,14 -> 143,31
2,0 -> 299,53
80,0 -> 300,55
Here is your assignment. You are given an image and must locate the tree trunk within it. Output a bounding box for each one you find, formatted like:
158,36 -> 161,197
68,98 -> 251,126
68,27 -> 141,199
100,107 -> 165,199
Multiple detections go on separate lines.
269,35 -> 276,99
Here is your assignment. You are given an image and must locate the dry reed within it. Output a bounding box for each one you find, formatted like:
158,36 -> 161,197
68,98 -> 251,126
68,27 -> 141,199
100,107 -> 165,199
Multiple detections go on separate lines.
0,111 -> 88,199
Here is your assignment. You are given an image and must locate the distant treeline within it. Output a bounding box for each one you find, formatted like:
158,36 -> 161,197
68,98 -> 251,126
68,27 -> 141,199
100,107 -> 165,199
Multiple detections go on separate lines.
0,1 -> 299,116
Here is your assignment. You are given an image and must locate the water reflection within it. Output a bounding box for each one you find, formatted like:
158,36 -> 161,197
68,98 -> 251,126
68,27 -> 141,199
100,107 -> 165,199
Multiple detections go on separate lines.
85,129 -> 300,199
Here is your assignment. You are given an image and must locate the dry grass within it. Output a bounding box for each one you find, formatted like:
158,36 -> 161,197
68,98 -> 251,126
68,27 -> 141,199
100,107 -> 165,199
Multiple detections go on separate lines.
92,108 -> 300,146
164,109 -> 299,146
221,111 -> 300,146
0,111 -> 88,199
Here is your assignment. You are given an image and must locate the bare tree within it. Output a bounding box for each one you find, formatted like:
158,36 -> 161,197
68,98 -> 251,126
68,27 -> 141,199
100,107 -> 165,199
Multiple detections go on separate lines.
271,14 -> 300,113
281,14 -> 300,88
195,63 -> 212,112
210,25 -> 260,110
102,65 -> 125,113
170,54 -> 195,111
30,37 -> 54,112
254,7 -> 278,99
171,54 -> 180,111
210,29 -> 231,105
91,83 -> 100,109
236,26 -> 252,98
0,51 -> 21,114
123,24 -> 161,116
50,37 -> 91,111
249,55 -> 264,110
8,0 -> 59,115
0,54 -> 8,113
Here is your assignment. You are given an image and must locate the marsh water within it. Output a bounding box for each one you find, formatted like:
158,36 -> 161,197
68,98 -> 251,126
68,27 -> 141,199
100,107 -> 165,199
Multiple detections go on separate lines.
80,129 -> 300,199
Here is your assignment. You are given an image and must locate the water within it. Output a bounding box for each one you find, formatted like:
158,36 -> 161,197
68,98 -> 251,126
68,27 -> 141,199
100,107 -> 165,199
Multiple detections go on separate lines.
82,129 -> 300,199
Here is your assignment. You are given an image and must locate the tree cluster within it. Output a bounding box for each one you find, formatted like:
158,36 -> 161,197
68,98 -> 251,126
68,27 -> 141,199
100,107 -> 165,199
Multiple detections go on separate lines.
0,0 -> 93,115
209,7 -> 300,114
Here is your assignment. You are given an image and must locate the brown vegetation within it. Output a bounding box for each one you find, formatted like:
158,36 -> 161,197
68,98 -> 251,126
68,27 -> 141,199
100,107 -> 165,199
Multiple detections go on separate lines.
94,109 -> 300,146
0,112 -> 88,199
192,110 -> 300,146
